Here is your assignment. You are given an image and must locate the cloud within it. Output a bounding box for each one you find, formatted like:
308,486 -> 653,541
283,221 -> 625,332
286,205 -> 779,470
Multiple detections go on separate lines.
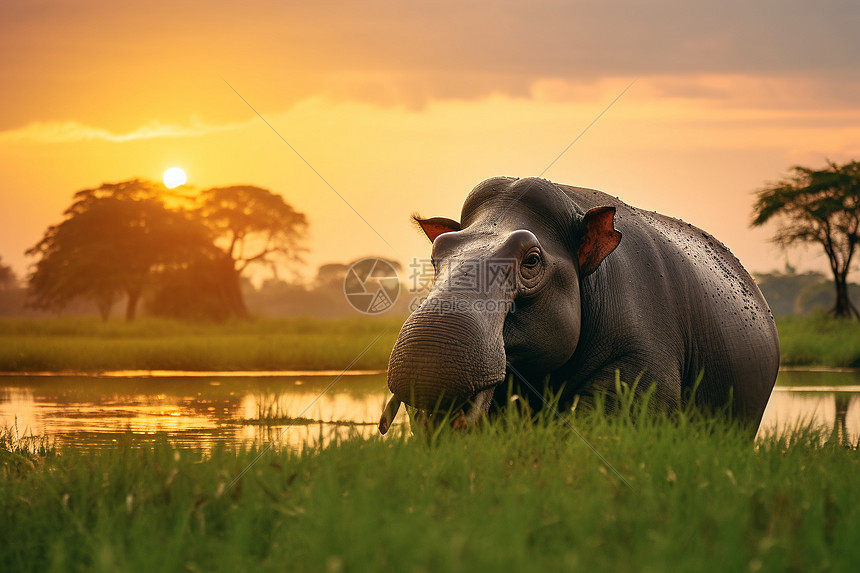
0,118 -> 248,144
4,1 -> 860,112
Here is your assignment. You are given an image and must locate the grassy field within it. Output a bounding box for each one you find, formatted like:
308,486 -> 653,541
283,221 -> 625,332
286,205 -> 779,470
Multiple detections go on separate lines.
2,395 -> 858,573
0,316 -> 405,372
777,314 -> 860,367
1,313 -> 860,372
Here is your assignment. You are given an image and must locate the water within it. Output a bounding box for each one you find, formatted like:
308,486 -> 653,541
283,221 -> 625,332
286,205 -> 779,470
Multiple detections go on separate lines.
0,373 -> 392,452
1,370 -> 858,450
759,370 -> 860,444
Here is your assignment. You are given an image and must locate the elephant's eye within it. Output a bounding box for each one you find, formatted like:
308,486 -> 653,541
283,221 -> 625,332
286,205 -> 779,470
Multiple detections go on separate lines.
522,251 -> 541,268
518,248 -> 544,290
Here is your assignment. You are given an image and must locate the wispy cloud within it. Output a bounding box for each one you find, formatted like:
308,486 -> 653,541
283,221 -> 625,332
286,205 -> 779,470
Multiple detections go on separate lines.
0,118 -> 247,144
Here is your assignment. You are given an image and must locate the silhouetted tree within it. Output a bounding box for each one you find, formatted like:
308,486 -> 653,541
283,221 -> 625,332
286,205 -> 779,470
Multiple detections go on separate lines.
752,160 -> 860,319
0,256 -> 16,290
27,180 -> 213,321
241,258 -> 407,317
146,257 -> 239,321
315,263 -> 351,289
195,185 -> 308,319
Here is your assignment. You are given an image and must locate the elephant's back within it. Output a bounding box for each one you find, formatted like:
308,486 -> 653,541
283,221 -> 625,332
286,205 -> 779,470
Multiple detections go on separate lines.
558,183 -> 764,313
629,208 -> 779,421
635,208 -> 775,336
561,185 -> 779,422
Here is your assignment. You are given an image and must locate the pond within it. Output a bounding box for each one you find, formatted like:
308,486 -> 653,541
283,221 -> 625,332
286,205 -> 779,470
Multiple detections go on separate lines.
1,370 -> 858,451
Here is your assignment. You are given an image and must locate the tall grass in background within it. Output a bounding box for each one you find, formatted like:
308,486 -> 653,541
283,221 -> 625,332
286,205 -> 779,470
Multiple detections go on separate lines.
777,314 -> 860,367
2,314 -> 860,372
0,316 -> 404,372
2,386 -> 858,572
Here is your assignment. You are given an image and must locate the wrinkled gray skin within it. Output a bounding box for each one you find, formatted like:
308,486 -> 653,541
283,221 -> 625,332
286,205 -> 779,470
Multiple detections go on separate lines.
382,177 -> 780,433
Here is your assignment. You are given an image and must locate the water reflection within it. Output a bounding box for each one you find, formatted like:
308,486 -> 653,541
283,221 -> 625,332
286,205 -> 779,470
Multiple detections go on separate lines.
0,370 -> 858,450
758,370 -> 860,445
0,374 -> 397,451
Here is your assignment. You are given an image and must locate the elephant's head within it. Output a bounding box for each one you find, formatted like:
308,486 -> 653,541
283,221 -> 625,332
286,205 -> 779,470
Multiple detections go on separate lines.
378,177 -> 621,433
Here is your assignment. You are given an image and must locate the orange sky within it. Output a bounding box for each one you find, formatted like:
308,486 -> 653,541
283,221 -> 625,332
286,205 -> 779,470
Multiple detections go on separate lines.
2,1 -> 860,284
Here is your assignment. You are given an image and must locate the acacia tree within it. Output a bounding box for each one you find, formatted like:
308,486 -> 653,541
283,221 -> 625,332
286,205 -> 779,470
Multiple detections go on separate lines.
195,185 -> 308,319
27,180 -> 213,321
751,160 -> 860,319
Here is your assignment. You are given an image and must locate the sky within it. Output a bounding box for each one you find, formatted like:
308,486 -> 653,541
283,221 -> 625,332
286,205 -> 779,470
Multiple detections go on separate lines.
2,0 -> 860,284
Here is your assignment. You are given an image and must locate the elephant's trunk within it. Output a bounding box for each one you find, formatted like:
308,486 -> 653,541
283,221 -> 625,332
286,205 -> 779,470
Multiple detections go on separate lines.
386,296 -> 508,412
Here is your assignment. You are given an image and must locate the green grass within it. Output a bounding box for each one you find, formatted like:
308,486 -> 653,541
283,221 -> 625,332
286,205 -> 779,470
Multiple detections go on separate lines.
0,317 -> 404,372
2,396 -> 858,573
2,313 -> 860,372
776,314 -> 860,367
0,423 -> 53,477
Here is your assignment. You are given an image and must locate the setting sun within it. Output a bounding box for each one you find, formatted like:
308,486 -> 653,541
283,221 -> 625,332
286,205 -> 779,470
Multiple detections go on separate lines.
163,167 -> 187,189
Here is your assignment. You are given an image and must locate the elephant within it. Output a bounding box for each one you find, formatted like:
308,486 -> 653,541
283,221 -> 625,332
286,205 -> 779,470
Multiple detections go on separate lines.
378,176 -> 780,434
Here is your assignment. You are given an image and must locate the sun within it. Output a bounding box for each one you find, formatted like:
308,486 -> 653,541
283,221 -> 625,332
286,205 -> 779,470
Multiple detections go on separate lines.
163,167 -> 187,189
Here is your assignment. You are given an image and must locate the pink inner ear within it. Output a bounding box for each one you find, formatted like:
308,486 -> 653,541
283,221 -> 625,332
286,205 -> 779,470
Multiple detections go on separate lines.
414,216 -> 461,242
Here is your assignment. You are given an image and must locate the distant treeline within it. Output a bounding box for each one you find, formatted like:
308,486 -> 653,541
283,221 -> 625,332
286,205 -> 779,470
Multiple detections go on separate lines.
2,179 -> 440,322
11,180 -> 314,322
754,271 -> 860,317
0,260 -> 422,319
0,175 -> 429,321
1,264 -> 850,320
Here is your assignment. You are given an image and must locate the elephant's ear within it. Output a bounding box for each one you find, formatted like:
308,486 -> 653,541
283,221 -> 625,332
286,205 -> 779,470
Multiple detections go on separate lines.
577,206 -> 622,277
412,215 -> 461,242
